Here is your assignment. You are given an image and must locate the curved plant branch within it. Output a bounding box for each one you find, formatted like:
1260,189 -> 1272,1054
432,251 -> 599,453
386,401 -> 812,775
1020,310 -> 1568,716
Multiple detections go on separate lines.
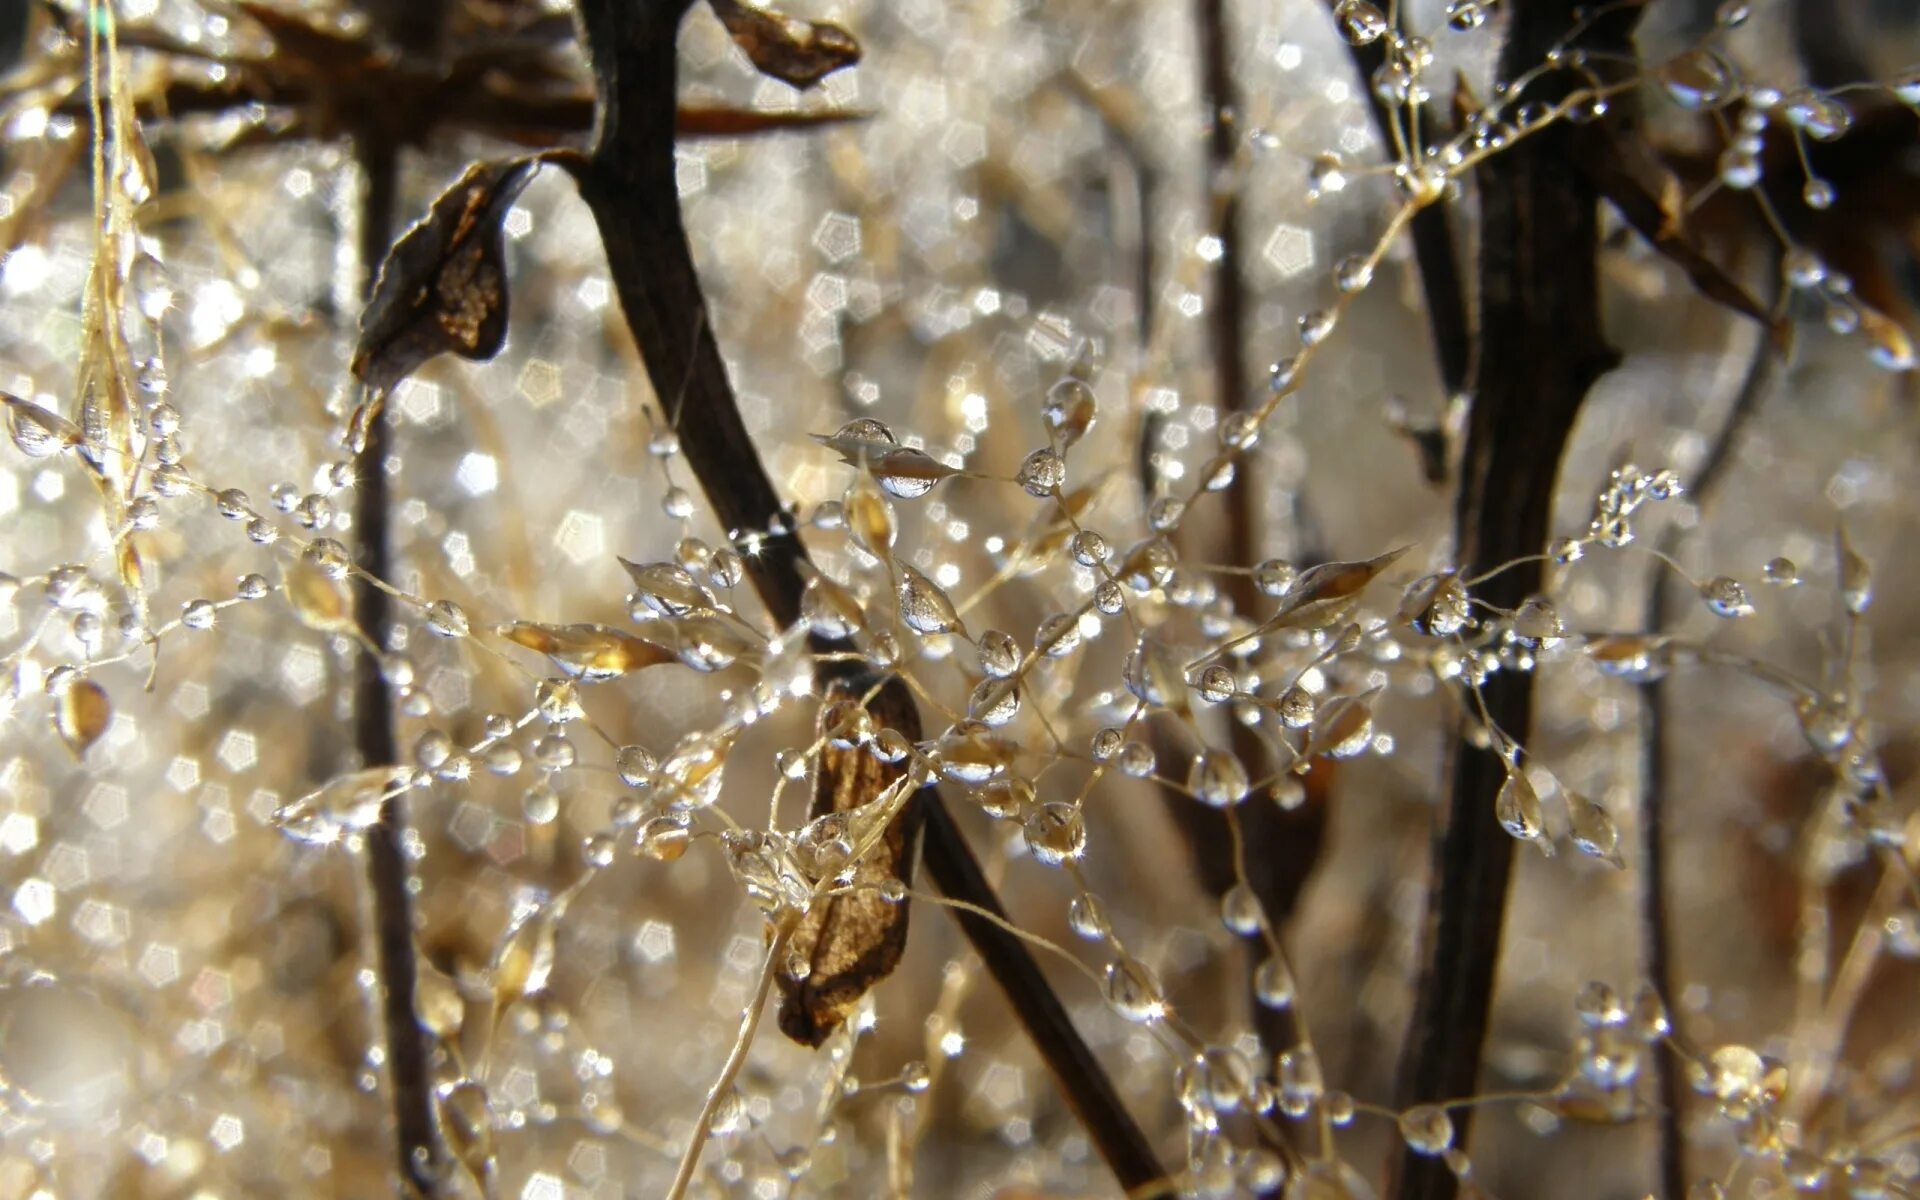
566,0 -> 1167,1190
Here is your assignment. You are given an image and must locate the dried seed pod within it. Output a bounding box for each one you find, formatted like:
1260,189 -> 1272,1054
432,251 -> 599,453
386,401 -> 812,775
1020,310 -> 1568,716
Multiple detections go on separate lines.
776,676 -> 923,1047
54,677 -> 112,758
497,621 -> 673,682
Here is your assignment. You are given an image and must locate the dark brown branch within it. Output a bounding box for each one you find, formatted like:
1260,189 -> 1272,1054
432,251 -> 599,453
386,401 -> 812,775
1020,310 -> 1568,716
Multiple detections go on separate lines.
351,7 -> 447,1195
567,1 -> 1167,1190
1389,9 -> 1638,1200
917,797 -> 1166,1191
353,109 -> 445,1200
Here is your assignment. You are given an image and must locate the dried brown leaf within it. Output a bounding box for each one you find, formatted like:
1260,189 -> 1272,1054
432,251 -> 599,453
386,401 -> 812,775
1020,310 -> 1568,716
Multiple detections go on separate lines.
352,158 -> 544,394
777,679 -> 922,1047
708,0 -> 861,90
1576,126 -> 1784,344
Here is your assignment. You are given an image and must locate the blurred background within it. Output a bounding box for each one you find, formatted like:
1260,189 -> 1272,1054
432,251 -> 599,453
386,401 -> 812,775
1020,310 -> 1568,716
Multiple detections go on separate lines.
1,1 -> 1918,1196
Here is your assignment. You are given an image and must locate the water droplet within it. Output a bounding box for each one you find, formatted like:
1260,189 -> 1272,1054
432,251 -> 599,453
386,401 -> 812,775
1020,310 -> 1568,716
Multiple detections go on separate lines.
1781,87 -> 1852,141
1574,980 -> 1626,1027
1629,983 -> 1671,1041
620,559 -> 714,618
1699,575 -> 1754,619
1195,665 -> 1236,705
1306,154 -> 1348,200
897,565 -> 962,635
1219,884 -> 1262,934
1255,956 -> 1296,1008
638,815 -> 690,861
1401,571 -> 1470,637
1566,790 -> 1621,866
1069,529 -> 1110,566
616,744 -> 657,787
1042,377 -> 1097,452
967,676 -> 1021,726
1298,309 -> 1337,345
1103,955 -> 1165,1022
1333,0 -> 1388,45
522,782 -> 561,824
1017,448 -> 1066,497
1023,801 -> 1086,866
1399,1104 -> 1454,1155
1445,0 -> 1491,30
977,629 -> 1020,677
1333,254 -> 1374,293
1496,770 -> 1551,853
180,599 -> 217,631
1255,559 -> 1297,597
1276,1046 -> 1324,1113
1188,748 -> 1251,807
1659,48 -> 1738,110
1068,892 -> 1109,940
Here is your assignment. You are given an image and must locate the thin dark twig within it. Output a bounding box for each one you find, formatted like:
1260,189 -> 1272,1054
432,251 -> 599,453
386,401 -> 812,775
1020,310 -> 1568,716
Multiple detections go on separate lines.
1180,0 -> 1325,1076
1389,8 -> 1639,1200
566,1 -> 1167,1190
1640,330 -> 1777,1200
917,799 -> 1166,1190
352,123 -> 443,1200
351,5 -> 447,1193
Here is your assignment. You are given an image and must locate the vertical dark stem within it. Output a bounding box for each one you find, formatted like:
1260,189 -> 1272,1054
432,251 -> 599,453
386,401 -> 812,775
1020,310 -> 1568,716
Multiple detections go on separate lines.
1389,9 -> 1635,1200
1196,0 -> 1247,409
568,2 -> 1166,1190
352,127 -> 442,1198
1639,337 -> 1776,1200
1180,0 -> 1326,1080
350,6 -> 447,1193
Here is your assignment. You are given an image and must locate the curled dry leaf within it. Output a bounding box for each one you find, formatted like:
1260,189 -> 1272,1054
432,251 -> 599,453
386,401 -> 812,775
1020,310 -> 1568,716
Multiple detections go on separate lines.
777,677 -> 923,1047
708,0 -> 861,91
351,157 -> 544,395
54,678 -> 112,758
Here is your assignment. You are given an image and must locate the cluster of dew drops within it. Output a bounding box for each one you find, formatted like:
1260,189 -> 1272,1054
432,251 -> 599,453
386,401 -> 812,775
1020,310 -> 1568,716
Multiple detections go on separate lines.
6,2 -> 1920,1194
